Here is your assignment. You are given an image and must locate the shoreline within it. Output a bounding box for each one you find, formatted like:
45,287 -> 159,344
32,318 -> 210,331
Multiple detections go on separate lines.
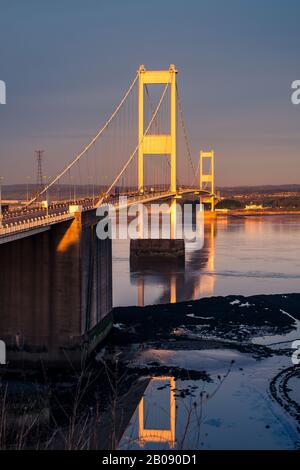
112,292 -> 300,344
218,210 -> 300,216
111,293 -> 300,439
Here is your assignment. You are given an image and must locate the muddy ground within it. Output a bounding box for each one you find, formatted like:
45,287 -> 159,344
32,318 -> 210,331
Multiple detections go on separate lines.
108,293 -> 300,439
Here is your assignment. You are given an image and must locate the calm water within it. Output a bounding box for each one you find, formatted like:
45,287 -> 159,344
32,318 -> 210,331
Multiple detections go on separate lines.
113,214 -> 300,307
112,214 -> 300,450
118,355 -> 300,450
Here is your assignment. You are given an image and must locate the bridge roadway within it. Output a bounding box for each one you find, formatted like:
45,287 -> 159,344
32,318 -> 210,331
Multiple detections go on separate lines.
0,188 -> 206,244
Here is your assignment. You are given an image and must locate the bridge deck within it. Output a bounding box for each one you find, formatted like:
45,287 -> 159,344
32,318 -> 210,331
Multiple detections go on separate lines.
0,188 -> 212,243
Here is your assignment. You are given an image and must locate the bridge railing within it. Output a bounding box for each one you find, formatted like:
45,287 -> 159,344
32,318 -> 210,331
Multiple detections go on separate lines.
0,212 -> 74,238
0,189 -> 197,239
106,190 -> 177,208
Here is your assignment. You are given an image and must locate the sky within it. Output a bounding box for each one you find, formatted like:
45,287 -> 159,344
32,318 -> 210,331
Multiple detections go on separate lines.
0,0 -> 300,187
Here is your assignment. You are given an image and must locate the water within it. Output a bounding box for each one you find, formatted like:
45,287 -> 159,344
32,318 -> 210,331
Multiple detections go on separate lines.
113,214 -> 300,306
111,213 -> 300,450
119,355 -> 299,450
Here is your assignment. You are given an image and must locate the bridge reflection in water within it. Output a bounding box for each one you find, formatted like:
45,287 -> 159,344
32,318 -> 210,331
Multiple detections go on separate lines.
138,377 -> 176,449
131,216 -> 217,307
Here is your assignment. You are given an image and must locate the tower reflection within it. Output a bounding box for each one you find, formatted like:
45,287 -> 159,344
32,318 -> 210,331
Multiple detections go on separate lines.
192,218 -> 217,299
138,377 -> 176,449
131,215 -> 218,305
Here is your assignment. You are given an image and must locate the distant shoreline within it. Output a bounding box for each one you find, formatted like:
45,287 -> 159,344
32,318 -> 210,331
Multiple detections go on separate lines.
221,210 -> 300,216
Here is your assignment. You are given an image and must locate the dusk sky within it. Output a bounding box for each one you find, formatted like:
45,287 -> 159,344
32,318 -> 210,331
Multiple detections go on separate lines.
0,0 -> 299,186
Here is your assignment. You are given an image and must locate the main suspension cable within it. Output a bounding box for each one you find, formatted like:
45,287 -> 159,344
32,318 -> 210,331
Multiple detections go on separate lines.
96,82 -> 170,206
176,83 -> 196,180
27,73 -> 139,206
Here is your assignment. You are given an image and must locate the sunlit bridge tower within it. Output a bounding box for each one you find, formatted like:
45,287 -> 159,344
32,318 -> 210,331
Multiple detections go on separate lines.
138,64 -> 177,193
200,149 -> 215,211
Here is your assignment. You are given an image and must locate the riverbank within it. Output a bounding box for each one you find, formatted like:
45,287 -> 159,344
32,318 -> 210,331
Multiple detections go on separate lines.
109,293 -> 300,449
219,210 -> 300,216
112,293 -> 300,342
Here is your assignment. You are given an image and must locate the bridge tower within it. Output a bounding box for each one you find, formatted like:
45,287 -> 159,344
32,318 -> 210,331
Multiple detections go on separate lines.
200,150 -> 215,211
138,65 -> 177,193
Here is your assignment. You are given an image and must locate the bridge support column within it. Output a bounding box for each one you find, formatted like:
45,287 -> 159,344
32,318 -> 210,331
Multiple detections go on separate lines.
130,238 -> 185,262
0,210 -> 112,367
130,199 -> 185,266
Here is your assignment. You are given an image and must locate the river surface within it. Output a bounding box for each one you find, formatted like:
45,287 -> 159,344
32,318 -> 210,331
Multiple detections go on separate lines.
113,214 -> 300,306
110,214 -> 300,450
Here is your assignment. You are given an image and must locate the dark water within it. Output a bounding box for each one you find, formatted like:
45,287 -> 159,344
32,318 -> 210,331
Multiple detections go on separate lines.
113,214 -> 300,306
118,356 -> 299,450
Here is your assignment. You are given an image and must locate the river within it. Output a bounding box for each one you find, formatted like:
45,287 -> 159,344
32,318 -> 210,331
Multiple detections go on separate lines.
109,213 -> 300,450
113,214 -> 300,306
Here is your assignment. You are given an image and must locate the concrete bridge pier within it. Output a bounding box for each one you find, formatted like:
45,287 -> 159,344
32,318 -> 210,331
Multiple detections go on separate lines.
0,209 -> 112,368
130,198 -> 185,265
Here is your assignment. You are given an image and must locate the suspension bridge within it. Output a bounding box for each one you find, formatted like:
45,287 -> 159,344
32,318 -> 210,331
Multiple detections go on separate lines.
0,65 -> 218,243
0,65 -> 219,366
